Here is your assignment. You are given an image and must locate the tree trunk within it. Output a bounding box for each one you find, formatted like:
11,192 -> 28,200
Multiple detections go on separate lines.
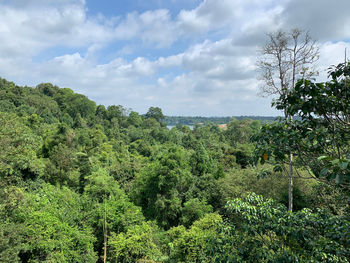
103,219 -> 107,263
287,113 -> 293,212
103,198 -> 107,263
288,152 -> 293,212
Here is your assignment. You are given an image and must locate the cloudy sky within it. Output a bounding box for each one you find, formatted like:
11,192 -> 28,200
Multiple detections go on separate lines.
0,0 -> 349,116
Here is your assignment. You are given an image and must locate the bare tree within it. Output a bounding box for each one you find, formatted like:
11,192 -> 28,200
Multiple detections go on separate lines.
257,28 -> 319,211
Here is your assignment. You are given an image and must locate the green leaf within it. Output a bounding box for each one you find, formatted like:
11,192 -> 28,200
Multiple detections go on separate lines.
331,159 -> 340,165
317,156 -> 328,161
273,165 -> 283,173
339,161 -> 348,170
335,174 -> 343,184
320,168 -> 329,177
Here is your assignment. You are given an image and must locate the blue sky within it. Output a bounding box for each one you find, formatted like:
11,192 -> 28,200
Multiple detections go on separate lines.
0,0 -> 349,116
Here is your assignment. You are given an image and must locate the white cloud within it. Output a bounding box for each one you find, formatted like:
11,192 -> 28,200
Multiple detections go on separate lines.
8,35 -> 264,115
177,0 -> 242,34
317,41 -> 350,81
0,0 -> 349,116
0,0 -> 115,59
114,9 -> 178,47
156,39 -> 257,82
233,5 -> 284,46
282,0 -> 350,41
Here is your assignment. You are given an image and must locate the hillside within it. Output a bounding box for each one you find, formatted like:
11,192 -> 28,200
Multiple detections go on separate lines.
0,77 -> 349,262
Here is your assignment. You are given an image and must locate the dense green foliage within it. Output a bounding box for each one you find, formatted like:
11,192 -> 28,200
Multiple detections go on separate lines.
0,66 -> 349,262
254,62 -> 350,191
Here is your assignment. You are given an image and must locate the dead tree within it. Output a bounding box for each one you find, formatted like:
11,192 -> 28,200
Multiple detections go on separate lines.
257,28 -> 319,211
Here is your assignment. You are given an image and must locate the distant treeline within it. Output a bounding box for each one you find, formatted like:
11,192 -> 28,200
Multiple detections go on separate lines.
164,115 -> 280,125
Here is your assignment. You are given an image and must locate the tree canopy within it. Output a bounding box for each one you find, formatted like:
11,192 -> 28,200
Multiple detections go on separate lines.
0,68 -> 349,262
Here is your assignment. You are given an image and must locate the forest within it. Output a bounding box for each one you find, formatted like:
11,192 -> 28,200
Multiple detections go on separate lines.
0,60 -> 349,263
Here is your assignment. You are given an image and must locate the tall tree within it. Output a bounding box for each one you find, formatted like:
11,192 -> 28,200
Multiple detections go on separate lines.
257,28 -> 319,211
145,107 -> 164,123
274,62 -> 350,189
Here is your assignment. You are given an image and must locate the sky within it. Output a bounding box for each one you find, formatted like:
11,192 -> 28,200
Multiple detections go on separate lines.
0,0 -> 349,116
